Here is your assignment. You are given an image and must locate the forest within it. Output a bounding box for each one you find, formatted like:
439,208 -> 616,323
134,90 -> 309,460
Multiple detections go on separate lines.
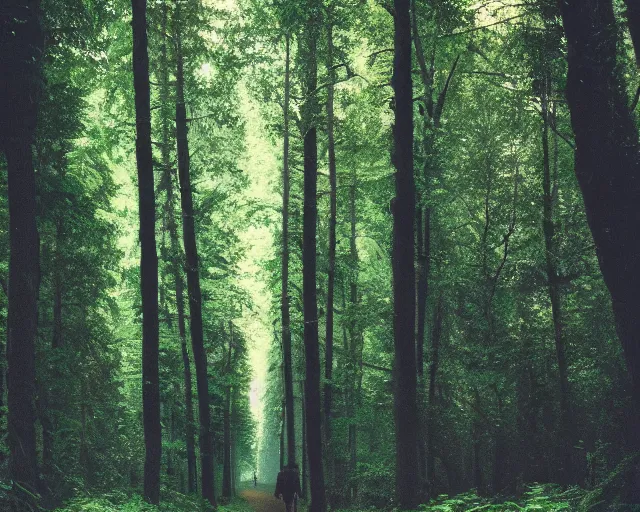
1,0 -> 640,511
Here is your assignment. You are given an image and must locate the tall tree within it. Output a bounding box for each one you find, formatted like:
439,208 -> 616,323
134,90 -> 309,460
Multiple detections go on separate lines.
559,0 -> 640,477
158,1 -> 197,490
281,33 -> 297,469
347,166 -> 360,500
174,4 -> 216,506
324,12 -> 337,491
222,322 -> 234,501
131,0 -> 161,504
540,82 -> 573,484
391,0 -> 420,508
302,0 -> 327,510
0,0 -> 44,500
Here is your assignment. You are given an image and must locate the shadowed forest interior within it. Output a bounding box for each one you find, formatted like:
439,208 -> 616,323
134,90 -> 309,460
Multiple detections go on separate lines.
2,0 -> 640,511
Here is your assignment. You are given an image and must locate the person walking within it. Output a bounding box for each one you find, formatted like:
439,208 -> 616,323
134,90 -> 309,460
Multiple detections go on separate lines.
254,470 -> 258,487
274,464 -> 301,512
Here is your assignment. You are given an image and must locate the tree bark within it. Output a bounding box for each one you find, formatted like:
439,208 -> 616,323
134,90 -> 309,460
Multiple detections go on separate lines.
131,0 -> 161,503
222,324 -> 233,501
174,8 -> 215,506
172,142 -> 198,496
158,7 -> 197,490
0,0 -> 43,500
280,399 -> 285,471
426,294 -> 443,492
280,33 -> 297,470
541,85 -> 574,484
302,2 -> 327,510
301,380 -> 308,500
559,3 -> 640,492
231,378 -> 238,497
347,169 -> 359,501
324,17 -> 337,492
52,220 -> 63,349
392,0 -> 420,508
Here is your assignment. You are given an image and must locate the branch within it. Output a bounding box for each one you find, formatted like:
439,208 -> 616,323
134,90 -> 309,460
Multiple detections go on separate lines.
186,113 -> 219,123
433,54 -> 461,128
488,159 -> 519,304
367,48 -> 394,66
362,361 -> 392,373
534,107 -> 575,150
440,15 -> 525,38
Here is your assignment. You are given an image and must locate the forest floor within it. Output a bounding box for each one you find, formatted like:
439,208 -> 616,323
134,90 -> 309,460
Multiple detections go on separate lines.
240,484 -> 289,512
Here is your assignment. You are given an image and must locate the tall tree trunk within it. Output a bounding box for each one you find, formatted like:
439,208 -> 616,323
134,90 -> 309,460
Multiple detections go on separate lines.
302,3 -> 327,510
222,324 -> 233,501
231,380 -> 238,497
347,170 -> 359,501
281,33 -> 297,470
324,17 -> 337,493
560,1 -> 640,498
426,294 -> 443,492
391,0 -> 420,507
301,380 -> 308,500
52,220 -> 63,349
170,169 -> 197,494
158,6 -> 197,490
131,0 -> 161,503
472,391 -> 483,493
167,390 -> 177,478
415,208 -> 430,377
280,399 -> 285,471
174,8 -> 215,506
1,0 -> 43,500
492,391 -> 506,493
541,84 -> 574,484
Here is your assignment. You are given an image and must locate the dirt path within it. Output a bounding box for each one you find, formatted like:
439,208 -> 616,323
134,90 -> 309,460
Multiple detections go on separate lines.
240,486 -> 285,512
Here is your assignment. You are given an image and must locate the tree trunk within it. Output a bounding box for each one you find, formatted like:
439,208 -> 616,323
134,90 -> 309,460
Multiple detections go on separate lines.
391,0 -> 420,507
280,399 -> 285,471
492,392 -> 506,493
472,391 -> 483,493
281,33 -> 298,470
301,380 -> 308,500
52,220 -> 63,349
426,294 -> 443,492
324,17 -> 337,493
174,8 -> 215,506
158,8 -> 197,491
231,379 -> 238,497
131,0 -> 161,503
415,208 -> 430,377
560,1 -> 640,498
541,85 -> 574,485
37,380 -> 53,505
1,0 -> 44,500
302,3 -> 327,510
174,203 -> 197,494
222,324 -> 233,501
347,170 -> 359,501
167,391 -> 176,478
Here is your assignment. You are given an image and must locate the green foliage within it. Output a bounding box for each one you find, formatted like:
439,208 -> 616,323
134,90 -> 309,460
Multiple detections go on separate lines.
405,485 -> 584,512
52,490 -> 253,512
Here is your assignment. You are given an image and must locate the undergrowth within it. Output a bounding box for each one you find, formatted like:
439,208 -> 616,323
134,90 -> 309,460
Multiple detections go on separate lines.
415,484 -> 584,511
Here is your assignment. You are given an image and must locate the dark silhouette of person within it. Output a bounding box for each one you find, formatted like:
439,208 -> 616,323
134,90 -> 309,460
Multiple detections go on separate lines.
274,464 -> 301,512
254,470 -> 258,487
